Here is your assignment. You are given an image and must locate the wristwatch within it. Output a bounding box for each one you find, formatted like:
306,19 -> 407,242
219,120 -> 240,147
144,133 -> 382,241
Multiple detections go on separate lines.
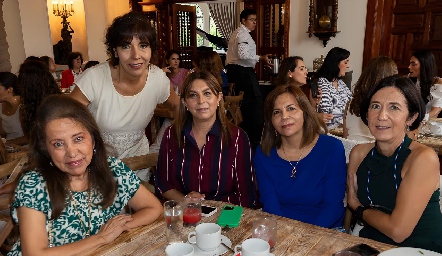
354,205 -> 371,222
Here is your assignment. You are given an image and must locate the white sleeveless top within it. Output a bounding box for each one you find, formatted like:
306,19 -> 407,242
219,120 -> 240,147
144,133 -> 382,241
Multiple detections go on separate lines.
1,104 -> 24,140
345,102 -> 374,142
75,62 -> 170,158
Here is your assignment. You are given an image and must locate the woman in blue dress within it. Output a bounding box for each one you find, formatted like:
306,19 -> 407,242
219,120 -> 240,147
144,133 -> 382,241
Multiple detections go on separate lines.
253,82 -> 347,228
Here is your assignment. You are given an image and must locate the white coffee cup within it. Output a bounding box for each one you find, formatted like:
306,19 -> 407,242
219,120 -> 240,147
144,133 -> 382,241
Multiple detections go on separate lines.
234,238 -> 270,256
187,223 -> 221,251
165,242 -> 194,256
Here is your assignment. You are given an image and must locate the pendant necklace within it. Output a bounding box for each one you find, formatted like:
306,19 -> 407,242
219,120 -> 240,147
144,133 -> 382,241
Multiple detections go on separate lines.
282,146 -> 304,178
69,188 -> 92,238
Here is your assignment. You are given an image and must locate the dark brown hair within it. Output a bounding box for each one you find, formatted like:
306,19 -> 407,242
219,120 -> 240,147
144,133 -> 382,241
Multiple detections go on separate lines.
360,75 -> 425,131
349,56 -> 397,116
28,95 -> 116,219
260,83 -> 327,156
275,56 -> 304,86
193,51 -> 224,87
174,71 -> 231,147
105,11 -> 157,66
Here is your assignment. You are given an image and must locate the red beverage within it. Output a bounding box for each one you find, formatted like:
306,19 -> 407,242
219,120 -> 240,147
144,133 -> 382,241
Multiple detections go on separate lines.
183,207 -> 202,225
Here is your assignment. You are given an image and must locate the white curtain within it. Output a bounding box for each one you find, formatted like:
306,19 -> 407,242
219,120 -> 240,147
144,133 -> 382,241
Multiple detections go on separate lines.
207,2 -> 239,41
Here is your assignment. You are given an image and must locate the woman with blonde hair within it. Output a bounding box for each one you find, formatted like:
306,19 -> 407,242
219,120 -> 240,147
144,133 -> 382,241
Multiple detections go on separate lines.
344,56 -> 398,141
155,71 -> 256,208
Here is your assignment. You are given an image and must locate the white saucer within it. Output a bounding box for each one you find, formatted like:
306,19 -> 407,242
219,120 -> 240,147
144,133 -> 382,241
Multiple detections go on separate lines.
187,235 -> 232,256
232,253 -> 274,256
378,247 -> 441,256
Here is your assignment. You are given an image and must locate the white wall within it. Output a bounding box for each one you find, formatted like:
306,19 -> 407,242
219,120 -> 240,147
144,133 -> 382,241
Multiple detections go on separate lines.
84,0 -> 108,62
289,0 -> 368,85
17,0 -> 53,59
3,0 -> 25,73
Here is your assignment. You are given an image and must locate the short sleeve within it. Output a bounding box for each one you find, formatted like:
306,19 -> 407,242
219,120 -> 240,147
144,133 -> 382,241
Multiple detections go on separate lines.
11,171 -> 50,223
108,156 -> 141,203
154,66 -> 171,104
75,63 -> 109,103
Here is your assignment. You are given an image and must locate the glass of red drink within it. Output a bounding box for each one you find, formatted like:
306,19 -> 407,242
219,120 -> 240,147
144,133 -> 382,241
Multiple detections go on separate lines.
182,195 -> 202,227
252,217 -> 277,251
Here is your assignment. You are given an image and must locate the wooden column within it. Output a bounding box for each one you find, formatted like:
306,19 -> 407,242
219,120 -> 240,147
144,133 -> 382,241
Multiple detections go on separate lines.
155,3 -> 171,66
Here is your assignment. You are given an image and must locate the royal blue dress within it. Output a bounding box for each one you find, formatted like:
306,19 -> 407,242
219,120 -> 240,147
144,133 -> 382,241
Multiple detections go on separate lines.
253,134 -> 346,228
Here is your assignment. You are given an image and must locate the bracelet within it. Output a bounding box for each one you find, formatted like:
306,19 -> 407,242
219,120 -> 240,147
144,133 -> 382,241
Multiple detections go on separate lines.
354,205 -> 371,223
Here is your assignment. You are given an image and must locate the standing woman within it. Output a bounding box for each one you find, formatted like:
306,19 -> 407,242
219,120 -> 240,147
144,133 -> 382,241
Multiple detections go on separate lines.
343,56 -> 398,141
71,12 -> 179,180
408,49 -> 442,119
9,95 -> 162,255
315,47 -> 352,129
275,56 -> 308,87
253,83 -> 346,228
18,60 -> 61,141
0,72 -> 25,145
155,71 -> 256,208
61,52 -> 83,90
162,50 -> 189,95
347,75 -> 442,252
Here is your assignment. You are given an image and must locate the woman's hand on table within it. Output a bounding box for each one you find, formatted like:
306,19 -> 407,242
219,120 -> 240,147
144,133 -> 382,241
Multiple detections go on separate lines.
97,214 -> 134,244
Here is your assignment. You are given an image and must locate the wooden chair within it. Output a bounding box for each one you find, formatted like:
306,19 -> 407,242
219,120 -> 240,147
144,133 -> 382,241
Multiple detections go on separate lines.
224,91 -> 244,126
0,156 -> 28,252
121,153 -> 159,193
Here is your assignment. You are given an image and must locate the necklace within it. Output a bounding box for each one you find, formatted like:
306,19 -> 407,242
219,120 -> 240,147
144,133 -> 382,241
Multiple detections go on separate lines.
367,137 -> 405,206
69,188 -> 92,238
282,146 -> 304,178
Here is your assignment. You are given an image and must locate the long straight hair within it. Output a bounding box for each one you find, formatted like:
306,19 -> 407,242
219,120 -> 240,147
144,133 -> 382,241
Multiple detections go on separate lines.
173,71 -> 231,148
412,50 -> 438,104
28,95 -> 116,219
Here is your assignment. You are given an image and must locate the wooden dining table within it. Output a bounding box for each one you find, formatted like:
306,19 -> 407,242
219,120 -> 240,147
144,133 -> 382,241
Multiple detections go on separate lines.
89,200 -> 395,256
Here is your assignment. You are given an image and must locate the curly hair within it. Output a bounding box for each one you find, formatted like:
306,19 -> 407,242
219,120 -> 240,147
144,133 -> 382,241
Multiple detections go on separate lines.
105,11 -> 157,67
18,60 -> 61,138
349,56 -> 397,116
28,95 -> 116,219
193,51 -> 224,87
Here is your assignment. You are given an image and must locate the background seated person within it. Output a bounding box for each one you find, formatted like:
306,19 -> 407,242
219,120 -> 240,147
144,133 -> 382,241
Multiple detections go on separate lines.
155,71 -> 257,208
274,56 -> 308,88
347,75 -> 442,252
253,83 -> 346,228
61,51 -> 83,90
9,95 -> 162,255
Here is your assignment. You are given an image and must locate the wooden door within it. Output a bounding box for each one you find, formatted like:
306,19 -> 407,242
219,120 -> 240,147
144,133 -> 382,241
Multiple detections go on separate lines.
172,4 -> 197,70
363,0 -> 442,76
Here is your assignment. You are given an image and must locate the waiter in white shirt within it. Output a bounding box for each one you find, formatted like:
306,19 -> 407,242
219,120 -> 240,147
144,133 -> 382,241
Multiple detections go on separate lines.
225,8 -> 272,149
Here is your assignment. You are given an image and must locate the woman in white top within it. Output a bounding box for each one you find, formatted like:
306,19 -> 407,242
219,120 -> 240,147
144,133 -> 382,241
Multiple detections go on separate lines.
408,50 -> 442,119
343,56 -> 398,141
0,72 -> 25,145
71,12 -> 179,181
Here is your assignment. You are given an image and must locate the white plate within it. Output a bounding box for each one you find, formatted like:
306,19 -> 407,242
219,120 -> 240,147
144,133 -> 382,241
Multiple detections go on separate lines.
232,253 -> 274,256
379,247 -> 442,256
188,235 -> 232,256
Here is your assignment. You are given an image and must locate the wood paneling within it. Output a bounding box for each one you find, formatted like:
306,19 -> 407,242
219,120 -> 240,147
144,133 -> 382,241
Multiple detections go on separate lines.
364,0 -> 442,76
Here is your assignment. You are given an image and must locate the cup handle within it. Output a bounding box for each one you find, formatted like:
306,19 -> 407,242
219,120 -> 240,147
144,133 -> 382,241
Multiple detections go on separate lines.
234,245 -> 241,254
188,232 -> 196,244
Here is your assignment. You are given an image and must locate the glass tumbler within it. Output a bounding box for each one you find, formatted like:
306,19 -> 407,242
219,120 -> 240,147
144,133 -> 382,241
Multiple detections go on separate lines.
252,217 -> 277,251
182,195 -> 202,227
164,200 -> 184,244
